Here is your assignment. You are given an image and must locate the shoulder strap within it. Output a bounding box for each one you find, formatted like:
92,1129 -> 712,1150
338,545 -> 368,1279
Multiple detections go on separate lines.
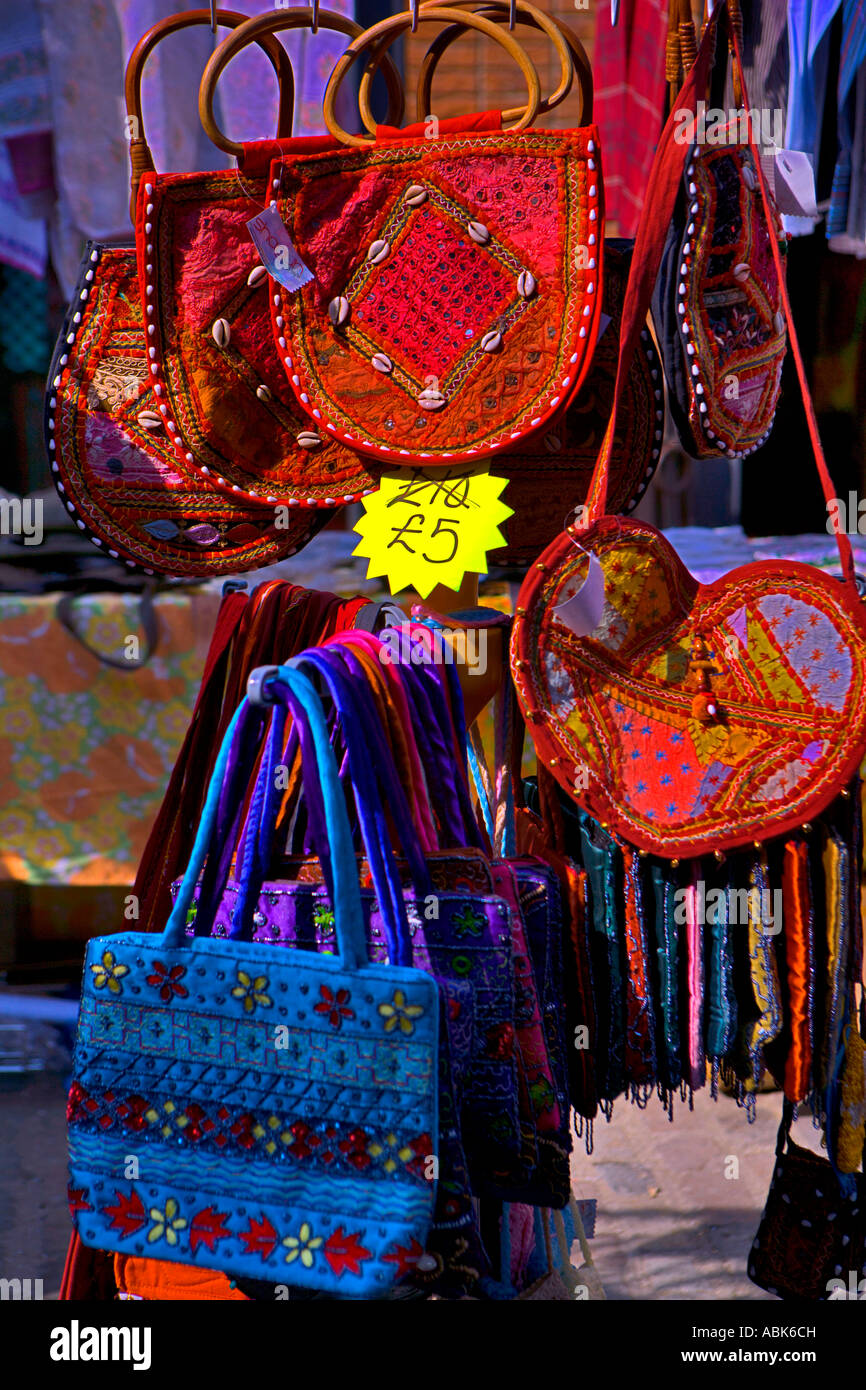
582,8 -> 855,588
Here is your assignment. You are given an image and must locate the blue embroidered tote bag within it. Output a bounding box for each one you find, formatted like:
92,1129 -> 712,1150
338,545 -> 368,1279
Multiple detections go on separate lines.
67,664 -> 439,1296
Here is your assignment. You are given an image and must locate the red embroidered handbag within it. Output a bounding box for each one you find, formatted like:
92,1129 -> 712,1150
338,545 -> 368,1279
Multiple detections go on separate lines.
510,12 -> 866,860
407,5 -> 663,564
136,7 -> 403,513
201,4 -> 604,471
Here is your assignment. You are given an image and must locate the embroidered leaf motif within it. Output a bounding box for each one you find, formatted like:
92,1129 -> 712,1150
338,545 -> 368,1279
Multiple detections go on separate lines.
142,519 -> 179,540
239,1215 -> 278,1260
104,1188 -> 147,1237
67,1187 -> 92,1214
323,1226 -> 372,1278
189,1205 -> 232,1254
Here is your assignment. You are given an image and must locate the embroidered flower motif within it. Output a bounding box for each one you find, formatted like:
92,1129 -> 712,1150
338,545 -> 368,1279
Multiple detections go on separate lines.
231,970 -> 272,1013
452,904 -> 485,939
313,903 -> 335,937
378,989 -> 424,1036
282,1221 -> 323,1267
90,950 -> 129,994
145,961 -> 189,1003
147,1197 -> 187,1246
313,984 -> 354,1030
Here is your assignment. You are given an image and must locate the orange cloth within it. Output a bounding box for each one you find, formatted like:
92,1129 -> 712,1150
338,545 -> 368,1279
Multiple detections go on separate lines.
114,1254 -> 249,1301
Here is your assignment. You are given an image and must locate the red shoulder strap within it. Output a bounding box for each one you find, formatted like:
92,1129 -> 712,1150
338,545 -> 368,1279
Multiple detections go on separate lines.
582,7 -> 854,586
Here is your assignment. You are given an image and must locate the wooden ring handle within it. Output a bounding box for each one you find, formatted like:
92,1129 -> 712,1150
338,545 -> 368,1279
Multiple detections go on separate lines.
357,0 -> 571,134
413,1 -> 591,127
199,8 -> 405,160
125,9 -> 295,221
324,7 -> 541,148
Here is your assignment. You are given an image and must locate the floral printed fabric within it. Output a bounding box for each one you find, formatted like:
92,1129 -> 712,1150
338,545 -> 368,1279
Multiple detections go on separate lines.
0,588 -> 219,885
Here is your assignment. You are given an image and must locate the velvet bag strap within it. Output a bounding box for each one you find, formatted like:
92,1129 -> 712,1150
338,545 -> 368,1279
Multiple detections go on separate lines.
332,628 -> 482,851
164,667 -> 369,973
297,646 -> 436,900
325,633 -> 439,852
240,647 -> 433,966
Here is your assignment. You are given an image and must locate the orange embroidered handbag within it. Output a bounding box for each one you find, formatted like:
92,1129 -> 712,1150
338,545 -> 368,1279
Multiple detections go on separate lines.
45,9 -> 329,575
134,6 -> 403,512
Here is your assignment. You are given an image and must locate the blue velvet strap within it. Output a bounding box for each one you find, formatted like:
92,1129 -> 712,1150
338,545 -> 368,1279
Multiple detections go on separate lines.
163,667 -> 368,973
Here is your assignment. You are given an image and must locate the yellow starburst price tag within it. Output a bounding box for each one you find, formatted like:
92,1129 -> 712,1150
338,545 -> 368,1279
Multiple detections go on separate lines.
351,466 -> 513,599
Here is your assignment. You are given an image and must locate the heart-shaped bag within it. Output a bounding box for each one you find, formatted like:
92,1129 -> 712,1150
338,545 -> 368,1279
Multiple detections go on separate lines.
511,10 -> 866,860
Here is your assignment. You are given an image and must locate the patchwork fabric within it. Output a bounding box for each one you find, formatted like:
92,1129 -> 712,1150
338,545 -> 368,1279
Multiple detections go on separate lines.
139,165 -> 377,506
68,932 -> 438,1295
46,245 -> 325,576
269,126 -> 604,465
653,136 -> 787,460
490,241 -> 665,565
512,517 -> 866,858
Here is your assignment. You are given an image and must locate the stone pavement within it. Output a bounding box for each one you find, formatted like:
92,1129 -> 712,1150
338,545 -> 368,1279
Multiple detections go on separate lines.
0,1072 -> 71,1297
571,1084 -> 795,1300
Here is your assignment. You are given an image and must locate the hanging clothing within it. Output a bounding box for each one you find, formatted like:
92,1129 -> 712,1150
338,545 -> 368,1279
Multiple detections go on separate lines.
31,0 -> 358,297
592,0 -> 669,238
828,1 -> 866,255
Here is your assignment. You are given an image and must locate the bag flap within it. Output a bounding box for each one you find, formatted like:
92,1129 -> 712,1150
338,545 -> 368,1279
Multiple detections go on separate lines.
269,126 -> 604,464
137,168 -> 377,505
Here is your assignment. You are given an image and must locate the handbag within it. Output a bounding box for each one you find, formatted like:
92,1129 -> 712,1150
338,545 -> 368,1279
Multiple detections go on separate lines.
250,645 -> 527,1187
67,664 -> 440,1296
747,1102 -> 866,1301
200,3 -> 603,470
409,3 -> 661,562
201,650 -> 495,1294
138,6 -> 403,509
352,624 -> 571,1202
45,10 -> 326,577
652,0 -> 787,463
